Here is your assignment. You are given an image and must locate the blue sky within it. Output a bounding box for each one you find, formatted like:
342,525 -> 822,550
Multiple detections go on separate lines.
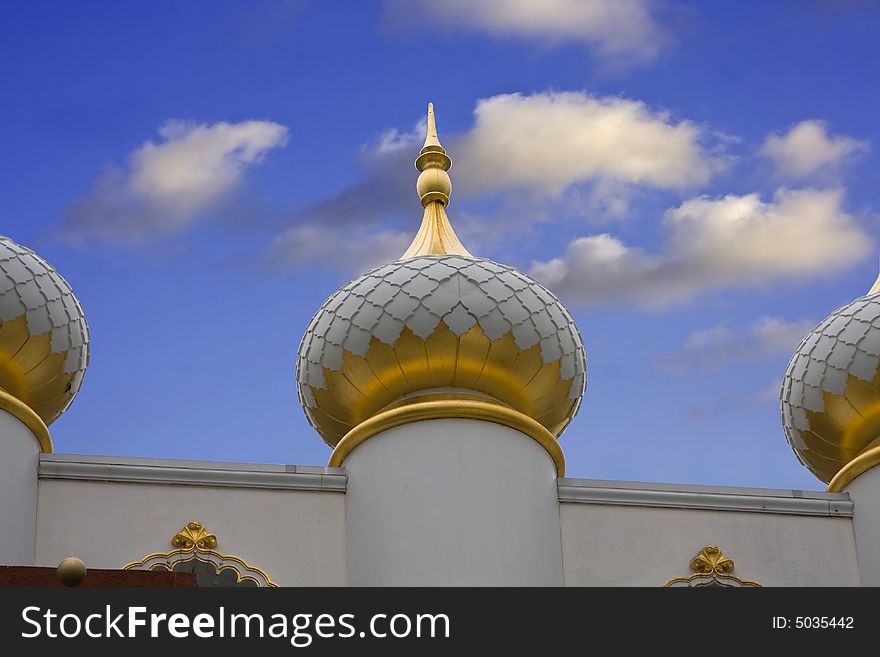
1,0 -> 877,490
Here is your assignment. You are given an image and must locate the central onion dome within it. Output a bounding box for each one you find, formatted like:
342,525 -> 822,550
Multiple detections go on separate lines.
296,104 -> 586,473
0,234 -> 90,451
781,274 -> 880,490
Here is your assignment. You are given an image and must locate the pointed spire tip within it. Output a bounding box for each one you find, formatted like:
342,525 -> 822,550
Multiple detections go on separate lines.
422,102 -> 444,154
402,102 -> 471,259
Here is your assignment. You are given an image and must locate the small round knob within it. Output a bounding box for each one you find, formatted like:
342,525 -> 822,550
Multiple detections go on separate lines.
56,557 -> 87,587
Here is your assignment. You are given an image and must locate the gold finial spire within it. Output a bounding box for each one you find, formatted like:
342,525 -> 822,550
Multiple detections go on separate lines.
869,257 -> 880,296
422,102 -> 444,153
400,103 -> 472,259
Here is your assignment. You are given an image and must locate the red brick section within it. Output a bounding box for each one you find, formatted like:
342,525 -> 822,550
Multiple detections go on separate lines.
0,566 -> 197,587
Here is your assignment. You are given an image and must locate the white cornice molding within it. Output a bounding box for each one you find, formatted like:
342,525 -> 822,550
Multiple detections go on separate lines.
557,477 -> 853,517
39,454 -> 852,516
38,453 -> 347,492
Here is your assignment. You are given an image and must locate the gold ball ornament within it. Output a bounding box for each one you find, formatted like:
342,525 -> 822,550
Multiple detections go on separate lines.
416,164 -> 451,206
56,557 -> 87,587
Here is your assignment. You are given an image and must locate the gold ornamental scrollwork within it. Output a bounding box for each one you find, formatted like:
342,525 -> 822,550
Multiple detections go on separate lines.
171,521 -> 217,551
123,521 -> 277,587
689,545 -> 734,576
664,545 -> 761,587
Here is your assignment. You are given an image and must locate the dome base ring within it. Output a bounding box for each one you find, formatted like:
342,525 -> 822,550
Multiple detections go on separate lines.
0,387 -> 52,452
328,395 -> 565,477
827,444 -> 880,493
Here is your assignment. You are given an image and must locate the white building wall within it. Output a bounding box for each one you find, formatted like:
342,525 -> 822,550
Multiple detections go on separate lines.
560,501 -> 859,586
34,457 -> 346,586
0,410 -> 39,566
26,453 -> 866,587
344,418 -> 564,586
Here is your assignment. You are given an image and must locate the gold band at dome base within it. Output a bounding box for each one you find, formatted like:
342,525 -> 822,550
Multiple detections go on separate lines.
0,387 -> 53,452
826,444 -> 880,492
328,397 -> 566,477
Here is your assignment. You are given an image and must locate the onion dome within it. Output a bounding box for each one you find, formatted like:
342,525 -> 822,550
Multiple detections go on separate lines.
296,104 -> 586,474
781,272 -> 880,489
0,235 -> 90,451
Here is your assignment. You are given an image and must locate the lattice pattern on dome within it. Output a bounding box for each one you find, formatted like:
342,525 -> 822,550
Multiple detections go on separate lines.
781,293 -> 880,483
0,234 -> 90,425
297,254 -> 587,446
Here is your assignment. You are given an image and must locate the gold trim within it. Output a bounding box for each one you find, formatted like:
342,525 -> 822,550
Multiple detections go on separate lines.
123,549 -> 276,588
827,444 -> 880,492
0,387 -> 52,452
328,396 -> 566,476
663,545 -> 762,588
663,572 -> 762,588
122,521 -> 277,587
141,552 -> 265,587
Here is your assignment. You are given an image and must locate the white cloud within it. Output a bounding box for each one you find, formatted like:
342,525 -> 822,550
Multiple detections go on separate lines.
385,0 -> 669,66
270,224 -> 412,274
530,188 -> 871,307
760,120 -> 868,178
280,90 -> 728,265
64,119 -> 288,242
366,91 -> 723,199
453,92 -> 726,196
682,378 -> 786,421
668,317 -> 816,368
748,317 -> 816,353
757,379 -> 784,402
373,118 -> 427,156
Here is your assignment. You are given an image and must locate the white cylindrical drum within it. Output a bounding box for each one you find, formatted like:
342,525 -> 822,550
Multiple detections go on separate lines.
343,418 -> 564,586
843,466 -> 880,585
0,408 -> 40,566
